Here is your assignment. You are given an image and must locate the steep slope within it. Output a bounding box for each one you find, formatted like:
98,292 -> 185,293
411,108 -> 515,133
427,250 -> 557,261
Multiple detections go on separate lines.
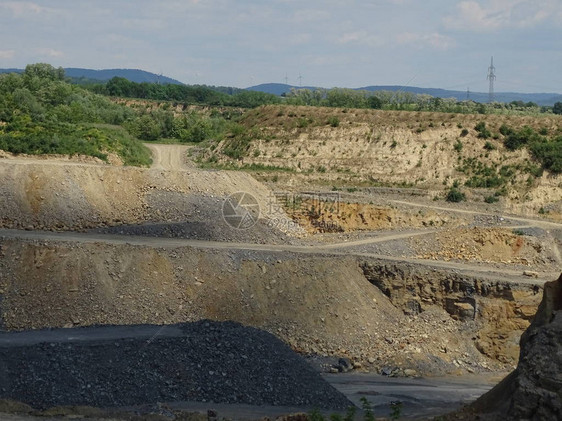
464,273 -> 562,419
205,105 -> 562,214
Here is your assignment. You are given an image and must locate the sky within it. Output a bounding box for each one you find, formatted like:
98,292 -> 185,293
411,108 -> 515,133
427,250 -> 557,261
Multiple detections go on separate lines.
0,0 -> 561,93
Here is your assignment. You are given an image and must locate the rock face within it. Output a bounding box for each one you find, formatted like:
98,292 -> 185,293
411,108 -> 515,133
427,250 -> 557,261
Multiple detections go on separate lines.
470,273 -> 562,420
361,261 -> 541,365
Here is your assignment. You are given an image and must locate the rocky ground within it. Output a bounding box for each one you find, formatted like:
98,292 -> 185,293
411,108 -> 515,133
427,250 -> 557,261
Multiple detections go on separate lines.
0,236 -> 545,377
1,143 -> 561,419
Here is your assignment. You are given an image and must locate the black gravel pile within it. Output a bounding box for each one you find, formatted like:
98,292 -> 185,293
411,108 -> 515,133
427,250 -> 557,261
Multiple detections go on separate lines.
0,321 -> 352,410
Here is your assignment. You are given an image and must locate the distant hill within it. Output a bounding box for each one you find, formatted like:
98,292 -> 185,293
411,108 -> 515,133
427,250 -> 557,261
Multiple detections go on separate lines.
246,83 -> 317,96
246,83 -> 562,106
359,85 -> 562,107
0,68 -> 183,85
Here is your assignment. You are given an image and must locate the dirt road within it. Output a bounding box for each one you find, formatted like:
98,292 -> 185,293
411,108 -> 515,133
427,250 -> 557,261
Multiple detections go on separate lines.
0,228 -> 552,284
144,143 -> 192,171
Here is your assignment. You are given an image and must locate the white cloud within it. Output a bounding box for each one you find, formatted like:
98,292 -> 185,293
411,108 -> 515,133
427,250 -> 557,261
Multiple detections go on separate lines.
288,33 -> 312,45
36,48 -> 64,58
337,31 -> 383,47
0,1 -> 44,16
291,9 -> 330,23
396,32 -> 456,50
444,0 -> 561,31
0,50 -> 16,59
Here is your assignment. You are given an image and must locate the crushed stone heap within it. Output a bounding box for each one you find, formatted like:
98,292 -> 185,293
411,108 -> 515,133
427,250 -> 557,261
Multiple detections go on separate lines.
0,321 -> 352,411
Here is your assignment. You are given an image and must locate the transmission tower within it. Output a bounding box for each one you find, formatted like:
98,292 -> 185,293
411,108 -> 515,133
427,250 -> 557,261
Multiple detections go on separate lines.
487,57 -> 496,103
298,73 -> 303,87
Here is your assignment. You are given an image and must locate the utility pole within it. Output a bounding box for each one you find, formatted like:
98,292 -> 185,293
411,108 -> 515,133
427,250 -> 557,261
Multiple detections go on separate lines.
487,57 -> 496,103
298,73 -> 303,87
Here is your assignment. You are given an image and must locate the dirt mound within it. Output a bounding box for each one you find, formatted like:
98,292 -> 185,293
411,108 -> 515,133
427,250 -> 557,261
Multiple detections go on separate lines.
411,227 -> 553,267
0,321 -> 352,410
284,199 -> 459,233
463,273 -> 562,420
0,159 -> 299,239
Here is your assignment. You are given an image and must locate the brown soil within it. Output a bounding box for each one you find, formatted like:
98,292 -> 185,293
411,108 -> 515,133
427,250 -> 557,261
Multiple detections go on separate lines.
284,200 -> 461,233
0,237 -> 538,375
411,227 -> 555,267
207,105 -> 562,215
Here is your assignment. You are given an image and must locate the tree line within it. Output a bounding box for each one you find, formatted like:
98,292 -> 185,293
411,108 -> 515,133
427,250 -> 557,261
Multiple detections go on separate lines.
88,77 -> 281,108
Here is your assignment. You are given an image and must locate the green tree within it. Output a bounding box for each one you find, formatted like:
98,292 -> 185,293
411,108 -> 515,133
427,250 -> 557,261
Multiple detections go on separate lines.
23,63 -> 65,81
553,102 -> 562,115
367,95 -> 383,109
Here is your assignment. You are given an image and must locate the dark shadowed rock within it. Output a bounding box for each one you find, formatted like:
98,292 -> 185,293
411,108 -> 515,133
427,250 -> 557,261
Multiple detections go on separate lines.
468,273 -> 562,420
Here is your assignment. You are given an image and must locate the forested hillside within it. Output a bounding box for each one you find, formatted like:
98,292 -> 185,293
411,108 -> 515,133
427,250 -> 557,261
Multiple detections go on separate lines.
0,64 -> 151,165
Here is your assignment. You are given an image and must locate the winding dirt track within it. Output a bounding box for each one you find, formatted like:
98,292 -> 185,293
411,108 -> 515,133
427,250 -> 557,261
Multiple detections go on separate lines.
0,228 -> 552,285
143,143 -> 192,171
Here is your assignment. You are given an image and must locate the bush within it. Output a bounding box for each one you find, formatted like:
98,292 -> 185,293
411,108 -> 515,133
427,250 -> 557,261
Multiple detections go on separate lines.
454,141 -> 463,152
529,137 -> 562,173
504,126 -> 540,150
446,187 -> 466,202
484,195 -> 499,203
465,175 -> 503,188
474,121 -> 491,139
499,124 -> 513,136
327,116 -> 340,127
483,141 -> 496,150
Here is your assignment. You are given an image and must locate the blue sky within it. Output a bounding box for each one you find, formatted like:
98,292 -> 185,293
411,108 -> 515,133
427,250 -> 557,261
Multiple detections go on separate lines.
0,0 -> 561,93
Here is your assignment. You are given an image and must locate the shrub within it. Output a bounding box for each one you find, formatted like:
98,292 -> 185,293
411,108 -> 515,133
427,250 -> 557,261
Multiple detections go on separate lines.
474,121 -> 491,139
484,195 -> 499,203
483,141 -> 496,150
446,187 -> 466,202
529,137 -> 562,173
460,128 -> 469,137
465,175 -> 503,188
499,124 -> 513,136
504,126 -> 540,150
454,141 -> 463,152
327,116 -> 340,127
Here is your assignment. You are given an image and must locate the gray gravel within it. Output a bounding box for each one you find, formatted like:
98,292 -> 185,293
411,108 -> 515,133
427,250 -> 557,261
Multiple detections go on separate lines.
0,321 -> 352,411
94,220 -> 293,244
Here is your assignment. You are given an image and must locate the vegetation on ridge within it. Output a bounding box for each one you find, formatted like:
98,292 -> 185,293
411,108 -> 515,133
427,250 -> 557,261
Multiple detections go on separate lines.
0,63 -> 151,165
